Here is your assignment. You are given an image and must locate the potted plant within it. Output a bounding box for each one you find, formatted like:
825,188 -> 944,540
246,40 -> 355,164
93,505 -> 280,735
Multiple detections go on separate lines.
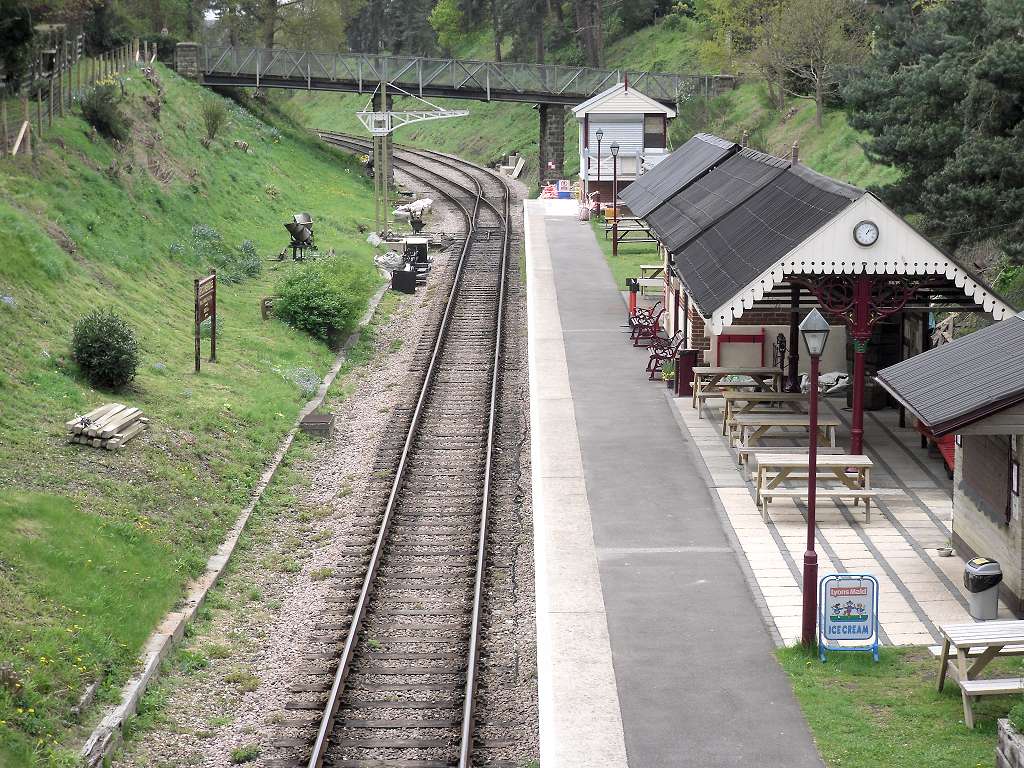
661,361 -> 676,389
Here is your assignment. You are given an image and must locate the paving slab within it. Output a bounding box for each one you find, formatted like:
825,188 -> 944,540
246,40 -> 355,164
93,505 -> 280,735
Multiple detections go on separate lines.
526,201 -> 823,768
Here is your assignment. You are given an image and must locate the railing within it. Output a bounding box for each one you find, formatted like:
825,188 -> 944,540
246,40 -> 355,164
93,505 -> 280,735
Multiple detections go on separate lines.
200,45 -> 710,104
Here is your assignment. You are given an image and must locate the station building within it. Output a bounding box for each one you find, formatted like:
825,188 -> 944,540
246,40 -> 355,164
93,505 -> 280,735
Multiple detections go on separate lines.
877,316 -> 1024,611
618,131 -> 1015,470
573,82 -> 676,200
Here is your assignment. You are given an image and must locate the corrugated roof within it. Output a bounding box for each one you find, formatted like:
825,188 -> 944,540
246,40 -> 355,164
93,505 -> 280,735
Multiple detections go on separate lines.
618,133 -> 738,218
645,148 -> 789,254
876,312 -> 1024,435
674,164 -> 864,315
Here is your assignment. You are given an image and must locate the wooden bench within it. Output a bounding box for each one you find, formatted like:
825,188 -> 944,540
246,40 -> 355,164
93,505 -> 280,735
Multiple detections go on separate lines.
928,644 -> 1024,659
959,679 -> 1024,727
759,488 -> 879,523
639,264 -> 663,294
936,620 -> 1024,728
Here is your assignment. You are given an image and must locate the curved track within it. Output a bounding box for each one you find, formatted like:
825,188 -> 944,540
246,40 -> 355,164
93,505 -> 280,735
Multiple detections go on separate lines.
276,132 -> 511,768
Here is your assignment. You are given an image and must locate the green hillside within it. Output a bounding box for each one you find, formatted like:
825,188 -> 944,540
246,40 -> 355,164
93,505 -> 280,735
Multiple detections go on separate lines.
0,64 -> 380,766
283,18 -> 896,189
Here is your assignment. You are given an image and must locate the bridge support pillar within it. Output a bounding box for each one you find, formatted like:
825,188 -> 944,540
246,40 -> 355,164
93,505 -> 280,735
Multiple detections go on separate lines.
372,93 -> 395,186
175,42 -> 201,80
538,103 -> 565,185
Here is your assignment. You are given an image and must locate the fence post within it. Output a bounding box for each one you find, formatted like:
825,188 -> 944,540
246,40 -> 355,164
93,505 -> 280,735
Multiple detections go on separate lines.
36,89 -> 42,138
48,77 -> 55,127
22,96 -> 31,156
67,55 -> 73,106
57,69 -> 64,117
2,102 -> 8,156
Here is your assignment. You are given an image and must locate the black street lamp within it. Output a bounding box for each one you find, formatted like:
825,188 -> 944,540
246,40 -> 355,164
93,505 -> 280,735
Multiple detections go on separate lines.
595,127 -> 604,202
610,141 -> 620,259
798,307 -> 831,650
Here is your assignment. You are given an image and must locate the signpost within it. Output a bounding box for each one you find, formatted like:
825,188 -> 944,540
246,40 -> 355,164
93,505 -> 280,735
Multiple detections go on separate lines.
194,270 -> 216,372
818,573 -> 879,662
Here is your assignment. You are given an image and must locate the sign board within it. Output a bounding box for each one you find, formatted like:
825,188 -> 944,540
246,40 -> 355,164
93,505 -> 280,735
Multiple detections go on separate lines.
194,270 -> 216,372
818,573 -> 879,662
557,179 -> 571,192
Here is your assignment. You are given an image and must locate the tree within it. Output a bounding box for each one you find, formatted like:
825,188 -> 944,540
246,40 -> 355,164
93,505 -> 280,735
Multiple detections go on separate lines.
573,0 -> 601,66
702,0 -> 784,107
844,0 -> 1024,264
772,0 -> 866,128
429,0 -> 463,55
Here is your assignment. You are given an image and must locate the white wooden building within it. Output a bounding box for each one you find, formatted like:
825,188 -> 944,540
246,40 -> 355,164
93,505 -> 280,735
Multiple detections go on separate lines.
571,82 -> 676,199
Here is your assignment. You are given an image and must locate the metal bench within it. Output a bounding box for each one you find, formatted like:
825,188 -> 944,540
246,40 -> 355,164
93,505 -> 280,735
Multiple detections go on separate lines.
647,333 -> 685,380
631,307 -> 665,348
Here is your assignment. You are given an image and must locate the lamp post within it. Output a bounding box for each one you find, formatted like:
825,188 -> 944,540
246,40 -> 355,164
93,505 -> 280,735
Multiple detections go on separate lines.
610,141 -> 619,258
595,127 -> 604,204
799,308 -> 830,650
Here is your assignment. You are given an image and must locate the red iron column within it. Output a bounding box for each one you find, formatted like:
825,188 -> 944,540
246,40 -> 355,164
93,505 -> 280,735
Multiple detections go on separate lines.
849,275 -> 872,456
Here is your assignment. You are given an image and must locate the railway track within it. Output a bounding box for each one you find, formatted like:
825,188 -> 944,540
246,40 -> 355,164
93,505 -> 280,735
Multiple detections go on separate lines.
270,133 -> 512,768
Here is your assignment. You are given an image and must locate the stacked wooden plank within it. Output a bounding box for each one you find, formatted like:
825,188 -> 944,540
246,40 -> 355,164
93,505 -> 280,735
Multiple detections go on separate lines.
66,403 -> 149,451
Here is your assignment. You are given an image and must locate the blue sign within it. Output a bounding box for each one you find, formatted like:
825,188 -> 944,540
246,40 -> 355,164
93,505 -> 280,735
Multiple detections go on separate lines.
819,574 -> 879,662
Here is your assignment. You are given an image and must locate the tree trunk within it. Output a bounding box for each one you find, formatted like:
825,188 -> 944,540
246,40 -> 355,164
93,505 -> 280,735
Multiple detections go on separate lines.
492,0 -> 502,62
814,74 -> 823,128
574,0 -> 600,67
536,19 -> 545,63
550,0 -> 563,25
262,0 -> 277,49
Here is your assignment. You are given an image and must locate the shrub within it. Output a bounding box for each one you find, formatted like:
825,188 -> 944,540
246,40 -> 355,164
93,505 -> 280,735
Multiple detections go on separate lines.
190,225 -> 260,283
72,309 -> 140,389
230,744 -> 260,764
201,99 -> 228,142
274,257 -> 366,346
80,83 -> 130,141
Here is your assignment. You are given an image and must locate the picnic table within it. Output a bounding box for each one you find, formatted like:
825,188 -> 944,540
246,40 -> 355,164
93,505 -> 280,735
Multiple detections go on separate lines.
691,366 -> 784,415
721,390 -> 807,437
936,621 -> 1024,728
754,453 -> 875,522
639,264 -> 663,294
732,413 -> 840,451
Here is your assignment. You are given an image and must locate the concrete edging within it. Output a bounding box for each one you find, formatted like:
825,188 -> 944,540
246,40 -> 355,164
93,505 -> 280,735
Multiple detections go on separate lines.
79,280 -> 390,767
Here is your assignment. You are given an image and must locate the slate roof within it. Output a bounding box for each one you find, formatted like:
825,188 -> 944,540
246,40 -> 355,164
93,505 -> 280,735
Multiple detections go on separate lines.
644,148 -> 789,255
673,163 -> 864,316
876,312 -> 1024,435
618,133 -> 738,218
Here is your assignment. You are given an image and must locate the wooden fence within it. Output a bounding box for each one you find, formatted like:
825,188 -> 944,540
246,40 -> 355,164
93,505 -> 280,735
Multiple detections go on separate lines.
1,38 -> 158,160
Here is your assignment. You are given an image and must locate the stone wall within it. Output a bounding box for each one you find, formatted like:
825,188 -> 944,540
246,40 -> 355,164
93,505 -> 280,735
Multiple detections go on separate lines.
175,42 -> 200,80
538,104 -> 566,185
952,435 -> 1024,614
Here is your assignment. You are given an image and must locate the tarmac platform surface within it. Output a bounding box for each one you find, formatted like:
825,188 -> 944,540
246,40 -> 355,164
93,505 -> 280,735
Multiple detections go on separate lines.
525,199 -> 823,768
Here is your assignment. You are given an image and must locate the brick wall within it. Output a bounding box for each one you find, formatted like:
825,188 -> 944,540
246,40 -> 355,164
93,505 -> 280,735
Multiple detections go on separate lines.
175,42 -> 200,80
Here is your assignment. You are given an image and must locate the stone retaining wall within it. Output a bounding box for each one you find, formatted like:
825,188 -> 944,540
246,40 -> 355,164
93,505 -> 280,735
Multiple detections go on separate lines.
999,719 -> 1024,768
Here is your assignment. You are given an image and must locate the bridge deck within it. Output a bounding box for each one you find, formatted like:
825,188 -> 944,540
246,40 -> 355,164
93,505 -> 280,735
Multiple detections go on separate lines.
199,46 -> 726,106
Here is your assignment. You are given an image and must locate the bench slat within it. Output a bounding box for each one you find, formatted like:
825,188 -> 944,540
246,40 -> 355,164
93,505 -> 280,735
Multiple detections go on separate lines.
960,678 -> 1024,695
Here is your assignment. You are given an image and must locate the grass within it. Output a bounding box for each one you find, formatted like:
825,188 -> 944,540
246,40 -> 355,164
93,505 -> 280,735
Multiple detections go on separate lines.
588,217 -> 660,289
779,645 -> 1022,767
0,63 -> 382,767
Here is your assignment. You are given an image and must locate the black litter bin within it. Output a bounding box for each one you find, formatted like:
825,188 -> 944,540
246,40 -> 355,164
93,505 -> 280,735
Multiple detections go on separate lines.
964,557 -> 1002,620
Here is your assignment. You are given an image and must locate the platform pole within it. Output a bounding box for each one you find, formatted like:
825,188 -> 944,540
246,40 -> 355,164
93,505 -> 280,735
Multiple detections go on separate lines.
787,284 -> 801,392
850,275 -> 872,456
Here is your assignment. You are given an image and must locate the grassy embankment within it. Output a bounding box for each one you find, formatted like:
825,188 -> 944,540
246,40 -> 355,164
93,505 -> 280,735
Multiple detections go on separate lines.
0,62 -> 380,766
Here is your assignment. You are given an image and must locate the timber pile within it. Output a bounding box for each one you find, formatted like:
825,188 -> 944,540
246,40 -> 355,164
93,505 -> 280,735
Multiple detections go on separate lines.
66,403 -> 149,451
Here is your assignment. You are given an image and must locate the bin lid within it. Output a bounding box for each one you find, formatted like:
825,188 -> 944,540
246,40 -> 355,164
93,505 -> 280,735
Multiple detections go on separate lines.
966,557 -> 1001,575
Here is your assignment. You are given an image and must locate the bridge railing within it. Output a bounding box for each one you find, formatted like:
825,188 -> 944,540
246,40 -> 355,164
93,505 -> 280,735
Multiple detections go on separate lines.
201,45 -> 700,102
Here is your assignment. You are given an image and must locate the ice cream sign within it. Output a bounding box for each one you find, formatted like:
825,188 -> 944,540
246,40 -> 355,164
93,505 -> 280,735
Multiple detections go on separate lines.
818,574 -> 879,662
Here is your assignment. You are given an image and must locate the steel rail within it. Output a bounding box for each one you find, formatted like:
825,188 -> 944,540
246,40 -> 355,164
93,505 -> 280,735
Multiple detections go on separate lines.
308,131 -> 509,768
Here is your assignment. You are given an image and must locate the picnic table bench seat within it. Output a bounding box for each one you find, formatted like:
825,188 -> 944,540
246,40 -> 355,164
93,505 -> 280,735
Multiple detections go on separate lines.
759,488 -> 879,523
928,644 -> 1024,659
736,445 -> 846,476
935,620 -> 1024,728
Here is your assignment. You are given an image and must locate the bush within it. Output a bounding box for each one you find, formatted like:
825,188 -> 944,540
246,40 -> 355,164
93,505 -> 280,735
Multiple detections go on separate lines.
72,309 -> 140,389
189,225 -> 260,283
201,99 -> 228,142
80,83 -> 130,141
274,257 -> 366,346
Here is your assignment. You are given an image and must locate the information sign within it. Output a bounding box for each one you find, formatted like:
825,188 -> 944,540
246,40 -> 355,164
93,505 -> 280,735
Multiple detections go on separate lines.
194,270 -> 216,372
818,573 -> 879,662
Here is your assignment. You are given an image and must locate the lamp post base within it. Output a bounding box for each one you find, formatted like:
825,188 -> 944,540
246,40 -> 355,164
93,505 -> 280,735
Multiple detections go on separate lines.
801,550 -> 818,649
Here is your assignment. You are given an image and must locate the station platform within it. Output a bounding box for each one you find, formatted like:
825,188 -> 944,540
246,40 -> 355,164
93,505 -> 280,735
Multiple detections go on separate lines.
525,199 -> 824,768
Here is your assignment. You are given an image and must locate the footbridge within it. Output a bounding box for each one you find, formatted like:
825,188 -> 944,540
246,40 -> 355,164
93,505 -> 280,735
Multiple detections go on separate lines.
174,43 -> 734,178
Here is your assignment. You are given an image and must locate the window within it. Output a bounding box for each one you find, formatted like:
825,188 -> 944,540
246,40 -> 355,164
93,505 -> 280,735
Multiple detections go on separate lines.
644,114 -> 665,149
961,434 -> 1012,524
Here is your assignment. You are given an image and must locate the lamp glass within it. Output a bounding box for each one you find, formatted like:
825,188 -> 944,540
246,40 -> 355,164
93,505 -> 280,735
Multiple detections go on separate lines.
799,308 -> 830,357
596,128 -> 603,140
610,141 -> 619,156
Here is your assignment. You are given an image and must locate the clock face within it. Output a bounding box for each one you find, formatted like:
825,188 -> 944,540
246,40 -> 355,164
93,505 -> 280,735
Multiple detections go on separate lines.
854,220 -> 879,246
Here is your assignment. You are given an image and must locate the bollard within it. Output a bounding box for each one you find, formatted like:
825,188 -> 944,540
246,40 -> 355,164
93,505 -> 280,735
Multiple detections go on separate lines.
626,277 -> 639,317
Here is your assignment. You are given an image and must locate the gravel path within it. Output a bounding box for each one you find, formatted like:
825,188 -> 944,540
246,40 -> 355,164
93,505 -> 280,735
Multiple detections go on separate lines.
111,170 -> 538,767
